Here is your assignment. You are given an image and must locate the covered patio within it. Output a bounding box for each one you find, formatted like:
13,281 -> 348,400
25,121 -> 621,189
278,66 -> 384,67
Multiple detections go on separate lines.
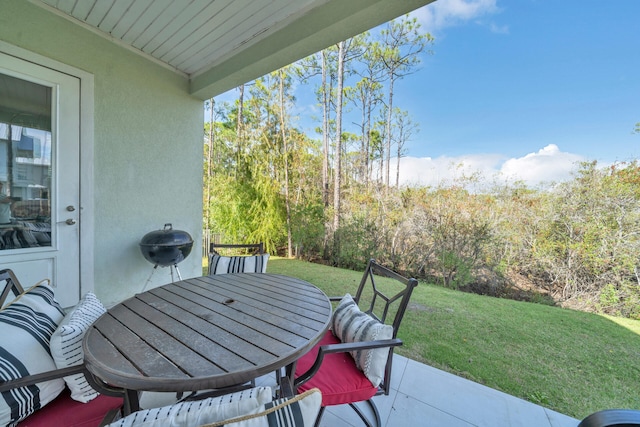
0,1 -> 615,426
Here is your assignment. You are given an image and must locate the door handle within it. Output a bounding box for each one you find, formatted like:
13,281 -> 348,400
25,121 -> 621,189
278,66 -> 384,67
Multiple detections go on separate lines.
65,218 -> 77,225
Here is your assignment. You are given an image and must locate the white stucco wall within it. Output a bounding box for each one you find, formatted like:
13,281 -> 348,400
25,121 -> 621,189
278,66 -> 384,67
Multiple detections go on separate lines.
0,1 -> 204,306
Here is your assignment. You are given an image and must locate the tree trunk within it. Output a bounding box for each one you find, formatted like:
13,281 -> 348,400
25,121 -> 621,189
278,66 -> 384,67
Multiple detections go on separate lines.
359,89 -> 368,185
396,131 -> 401,188
362,95 -> 369,186
236,84 -> 244,176
279,70 -> 293,258
333,41 -> 345,252
206,98 -> 214,229
321,51 -> 330,208
385,74 -> 394,190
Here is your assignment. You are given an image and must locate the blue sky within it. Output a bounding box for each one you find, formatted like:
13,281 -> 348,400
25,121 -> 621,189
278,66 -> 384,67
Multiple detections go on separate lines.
408,0 -> 639,157
399,0 -> 640,185
213,0 -> 640,188
391,0 -> 640,187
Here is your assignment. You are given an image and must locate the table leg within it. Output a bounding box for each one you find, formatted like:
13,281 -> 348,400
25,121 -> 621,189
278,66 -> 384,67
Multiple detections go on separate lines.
123,389 -> 140,415
84,369 -> 138,415
280,362 -> 297,398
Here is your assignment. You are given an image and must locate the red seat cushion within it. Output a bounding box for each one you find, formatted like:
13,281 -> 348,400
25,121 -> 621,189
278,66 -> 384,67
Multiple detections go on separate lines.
17,389 -> 123,427
296,330 -> 378,407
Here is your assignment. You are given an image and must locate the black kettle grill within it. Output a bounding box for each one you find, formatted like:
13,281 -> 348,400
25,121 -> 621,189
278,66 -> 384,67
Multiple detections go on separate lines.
140,223 -> 193,289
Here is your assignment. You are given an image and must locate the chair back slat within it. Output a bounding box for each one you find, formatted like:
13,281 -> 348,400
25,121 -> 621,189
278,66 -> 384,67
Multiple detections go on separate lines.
210,242 -> 265,256
354,259 -> 418,338
0,269 -> 25,308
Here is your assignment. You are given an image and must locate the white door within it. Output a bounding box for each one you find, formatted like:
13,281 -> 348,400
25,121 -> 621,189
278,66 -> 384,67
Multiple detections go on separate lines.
0,52 -> 81,308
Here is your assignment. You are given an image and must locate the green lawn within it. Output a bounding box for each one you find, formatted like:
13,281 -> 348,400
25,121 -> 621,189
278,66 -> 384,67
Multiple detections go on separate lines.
265,257 -> 640,419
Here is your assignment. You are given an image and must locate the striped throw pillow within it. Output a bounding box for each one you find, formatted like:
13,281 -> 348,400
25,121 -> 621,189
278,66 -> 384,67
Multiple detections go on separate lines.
331,294 -> 393,387
0,281 -> 66,426
106,387 -> 274,427
50,292 -> 106,402
208,254 -> 269,275
202,388 -> 321,427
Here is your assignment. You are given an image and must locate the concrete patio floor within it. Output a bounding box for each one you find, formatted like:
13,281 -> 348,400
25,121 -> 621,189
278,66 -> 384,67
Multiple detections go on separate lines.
141,354 -> 580,427
311,354 -> 579,427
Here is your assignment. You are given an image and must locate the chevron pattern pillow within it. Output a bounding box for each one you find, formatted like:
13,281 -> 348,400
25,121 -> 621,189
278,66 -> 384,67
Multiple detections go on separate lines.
331,294 -> 393,387
50,292 -> 106,402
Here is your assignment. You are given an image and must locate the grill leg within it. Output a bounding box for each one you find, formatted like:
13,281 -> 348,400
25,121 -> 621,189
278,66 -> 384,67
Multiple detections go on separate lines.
172,264 -> 182,281
141,265 -> 159,292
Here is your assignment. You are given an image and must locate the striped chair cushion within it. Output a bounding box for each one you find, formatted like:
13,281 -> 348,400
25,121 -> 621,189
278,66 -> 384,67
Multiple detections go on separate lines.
0,281 -> 66,426
208,254 -> 269,275
50,292 -> 106,402
331,294 -> 393,388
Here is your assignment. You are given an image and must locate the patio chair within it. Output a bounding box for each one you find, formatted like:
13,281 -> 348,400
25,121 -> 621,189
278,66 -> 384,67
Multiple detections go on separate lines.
0,269 -> 124,426
0,267 -> 23,308
208,242 -> 269,275
289,259 -> 419,427
578,409 -> 640,426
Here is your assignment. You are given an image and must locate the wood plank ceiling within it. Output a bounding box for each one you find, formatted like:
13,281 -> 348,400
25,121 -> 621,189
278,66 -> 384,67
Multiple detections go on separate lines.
34,0 -> 436,99
37,0 -> 324,76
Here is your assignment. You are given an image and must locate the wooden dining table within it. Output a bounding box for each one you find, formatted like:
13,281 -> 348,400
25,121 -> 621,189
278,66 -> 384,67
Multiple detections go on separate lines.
82,273 -> 332,413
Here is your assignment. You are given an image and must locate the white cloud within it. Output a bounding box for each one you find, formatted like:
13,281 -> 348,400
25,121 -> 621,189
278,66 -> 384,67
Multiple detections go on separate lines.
500,144 -> 584,185
414,0 -> 500,32
393,153 -> 502,187
395,144 -> 586,189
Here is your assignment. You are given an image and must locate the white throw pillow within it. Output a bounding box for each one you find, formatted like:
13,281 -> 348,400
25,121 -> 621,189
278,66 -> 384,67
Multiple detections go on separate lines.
50,292 -> 107,403
331,294 -> 394,387
208,254 -> 269,275
0,281 -> 66,426
201,388 -> 322,427
106,387 -> 273,427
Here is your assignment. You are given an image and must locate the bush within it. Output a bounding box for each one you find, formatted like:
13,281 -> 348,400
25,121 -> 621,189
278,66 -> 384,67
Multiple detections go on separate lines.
529,162 -> 640,313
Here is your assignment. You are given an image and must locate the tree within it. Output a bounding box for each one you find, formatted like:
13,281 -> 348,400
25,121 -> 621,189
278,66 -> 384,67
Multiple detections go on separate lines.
320,50 -> 335,208
344,33 -> 384,186
378,16 -> 433,188
332,40 -> 346,256
391,108 -> 418,188
318,36 -> 366,259
278,68 -> 293,257
296,51 -> 333,207
236,84 -> 245,176
532,161 -> 640,317
204,98 -> 215,230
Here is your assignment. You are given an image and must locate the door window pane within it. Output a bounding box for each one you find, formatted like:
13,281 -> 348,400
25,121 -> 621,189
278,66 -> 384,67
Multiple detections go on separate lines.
0,73 -> 51,249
